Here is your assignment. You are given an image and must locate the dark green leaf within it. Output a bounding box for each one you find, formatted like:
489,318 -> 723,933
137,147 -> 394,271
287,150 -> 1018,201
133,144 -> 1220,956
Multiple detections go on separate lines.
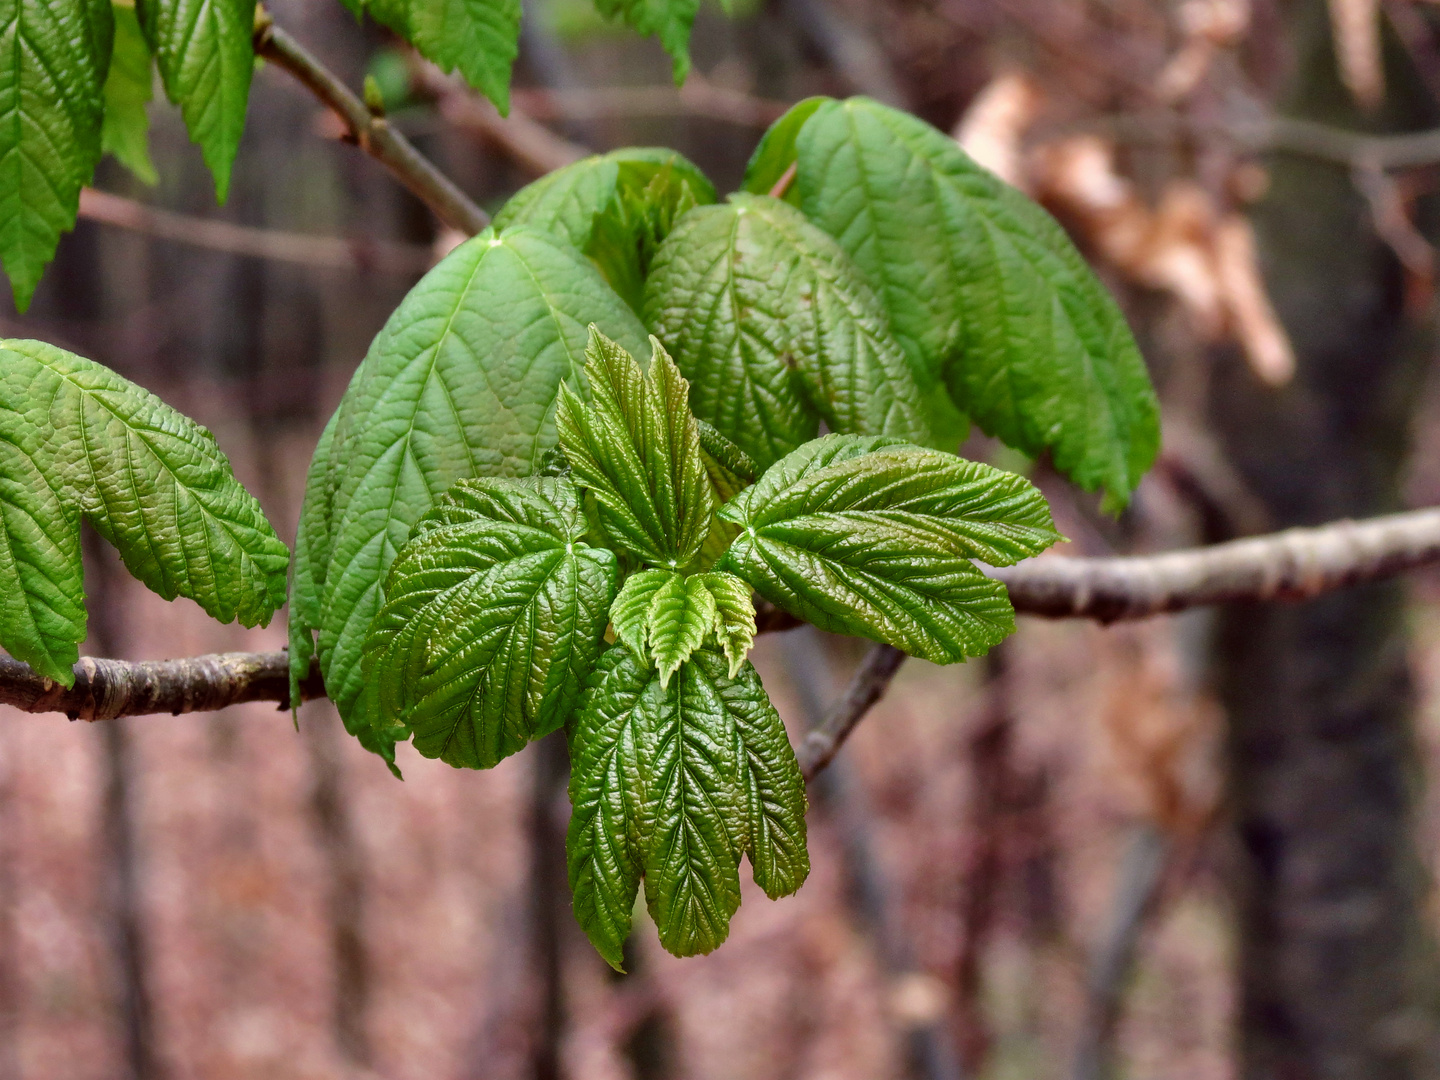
138,0 -> 256,201
556,329 -> 714,568
0,339 -> 289,684
364,477 -> 616,769
793,97 -> 1159,510
0,0 -> 111,309
408,0 -> 521,114
717,434 -> 1061,663
102,3 -> 157,184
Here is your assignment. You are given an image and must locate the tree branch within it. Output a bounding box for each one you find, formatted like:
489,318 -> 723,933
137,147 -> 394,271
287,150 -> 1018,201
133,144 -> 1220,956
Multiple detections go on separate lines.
254,18 -> 490,236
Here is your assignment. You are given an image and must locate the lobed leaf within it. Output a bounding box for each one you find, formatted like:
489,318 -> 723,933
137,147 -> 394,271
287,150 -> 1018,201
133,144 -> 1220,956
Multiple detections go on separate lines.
0,340 -> 289,684
102,2 -> 157,184
789,97 -> 1159,509
363,476 -> 616,770
0,0 -> 112,309
609,567 -> 756,680
717,433 -> 1062,663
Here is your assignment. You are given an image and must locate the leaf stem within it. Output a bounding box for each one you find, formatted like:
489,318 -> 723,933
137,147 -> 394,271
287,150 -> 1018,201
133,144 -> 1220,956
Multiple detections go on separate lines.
254,17 -> 491,236
768,161 -> 798,200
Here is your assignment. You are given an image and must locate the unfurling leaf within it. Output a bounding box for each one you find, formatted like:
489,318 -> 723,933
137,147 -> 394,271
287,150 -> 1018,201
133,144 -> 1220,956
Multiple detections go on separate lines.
789,97 -> 1159,509
567,646 -> 807,968
609,568 -> 756,680
556,329 -> 714,569
364,477 -> 617,769
698,571 -> 755,677
0,340 -> 290,684
717,434 -> 1062,663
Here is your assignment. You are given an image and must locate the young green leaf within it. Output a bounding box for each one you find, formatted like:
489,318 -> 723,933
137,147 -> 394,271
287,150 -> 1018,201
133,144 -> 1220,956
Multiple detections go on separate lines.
102,2 -> 158,184
408,0 -> 522,114
609,568 -> 756,678
363,477 -> 617,770
791,97 -> 1159,510
610,568 -> 674,659
0,0 -> 112,309
697,571 -> 754,678
567,645 -> 807,966
643,195 -> 932,469
716,434 -> 1062,663
0,339 -> 290,684
138,0 -> 256,201
694,421 -> 754,567
555,329 -> 714,569
288,406 -> 340,715
644,572 -> 716,686
306,227 -> 647,747
591,0 -> 699,83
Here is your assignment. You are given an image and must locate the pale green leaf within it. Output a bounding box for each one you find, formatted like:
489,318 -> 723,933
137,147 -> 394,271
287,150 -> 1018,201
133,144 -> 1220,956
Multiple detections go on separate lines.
408,0 -> 521,114
610,567 -> 672,660
696,571 -> 754,677
303,226 -> 647,749
0,0 -> 112,309
0,339 -> 289,684
555,329 -> 714,568
137,0 -> 255,202
363,477 -> 617,770
717,434 -> 1062,663
102,2 -> 157,184
645,571 -> 715,686
793,97 -> 1159,509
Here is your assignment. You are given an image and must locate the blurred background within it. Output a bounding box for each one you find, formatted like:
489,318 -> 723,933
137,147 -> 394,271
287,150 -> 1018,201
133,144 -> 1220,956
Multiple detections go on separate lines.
6,0 -> 1440,1076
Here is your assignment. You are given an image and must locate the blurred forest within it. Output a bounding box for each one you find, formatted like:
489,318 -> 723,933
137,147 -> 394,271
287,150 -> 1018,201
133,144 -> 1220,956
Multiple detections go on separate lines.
8,0 -> 1440,1077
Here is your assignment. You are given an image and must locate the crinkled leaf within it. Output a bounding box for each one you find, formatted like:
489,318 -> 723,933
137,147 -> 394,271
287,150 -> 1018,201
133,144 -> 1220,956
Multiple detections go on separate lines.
697,571 -> 754,677
288,405 -> 338,714
0,0 -> 111,309
0,339 -> 289,684
408,0 -> 521,113
591,0 -> 699,83
567,645 -> 806,965
645,572 -> 715,686
694,420 -> 753,568
793,97 -> 1159,509
609,567 -> 755,679
610,567 -> 673,660
556,329 -> 714,568
363,477 -> 616,769
102,2 -> 157,184
137,0 -> 255,201
717,434 -> 1061,663
643,195 -> 931,470
305,227 -> 646,749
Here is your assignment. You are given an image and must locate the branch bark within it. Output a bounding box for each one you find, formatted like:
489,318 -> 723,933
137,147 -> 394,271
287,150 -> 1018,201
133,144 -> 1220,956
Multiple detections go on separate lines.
254,19 -> 490,236
4,507 -> 1440,735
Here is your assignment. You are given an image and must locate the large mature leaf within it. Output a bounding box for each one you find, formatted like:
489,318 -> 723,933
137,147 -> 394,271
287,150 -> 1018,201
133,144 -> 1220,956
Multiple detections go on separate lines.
305,227 -> 647,747
791,97 -> 1159,509
137,0 -> 255,201
101,2 -> 156,184
556,329 -> 713,569
0,0 -> 111,309
408,0 -> 521,114
567,645 -> 807,967
0,339 -> 289,683
644,195 -> 931,470
591,0 -> 699,83
717,434 -> 1061,663
363,477 -> 616,769
495,148 -> 715,312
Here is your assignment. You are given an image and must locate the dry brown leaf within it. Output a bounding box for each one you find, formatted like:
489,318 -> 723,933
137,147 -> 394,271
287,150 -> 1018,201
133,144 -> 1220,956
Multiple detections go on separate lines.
953,71 -> 1044,189
1214,216 -> 1296,385
1330,0 -> 1385,108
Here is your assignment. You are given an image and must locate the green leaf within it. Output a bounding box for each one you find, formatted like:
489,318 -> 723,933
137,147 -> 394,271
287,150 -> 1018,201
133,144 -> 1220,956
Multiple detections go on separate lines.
407,0 -> 522,114
694,420 -> 753,568
609,567 -> 756,679
288,405 -> 339,716
556,329 -> 714,569
793,97 -> 1159,510
0,339 -> 289,684
739,96 -> 826,199
644,572 -> 715,686
566,645 -> 807,965
591,0 -> 699,83
717,434 -> 1062,663
364,477 -> 617,769
305,227 -> 647,746
610,567 -> 672,660
697,571 -> 754,677
102,2 -> 157,185
644,194 -> 931,468
0,0 -> 112,309
137,0 -> 256,201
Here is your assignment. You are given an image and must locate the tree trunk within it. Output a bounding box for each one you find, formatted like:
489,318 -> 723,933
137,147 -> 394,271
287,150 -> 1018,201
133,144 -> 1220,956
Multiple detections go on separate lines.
1211,3 -> 1440,1076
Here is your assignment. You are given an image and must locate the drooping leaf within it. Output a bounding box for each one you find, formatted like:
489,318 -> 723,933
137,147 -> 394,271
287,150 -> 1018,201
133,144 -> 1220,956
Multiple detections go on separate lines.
739,95 -> 826,199
644,572 -> 715,686
0,339 -> 289,684
792,97 -> 1159,509
408,0 -> 522,114
609,567 -> 673,659
137,0 -> 255,201
697,571 -> 754,677
566,645 -> 807,965
643,195 -> 932,469
591,0 -> 699,83
555,329 -> 714,569
102,2 -> 157,184
717,434 -> 1062,663
363,477 -> 617,769
608,567 -> 756,679
307,227 -> 647,746
0,0 -> 112,309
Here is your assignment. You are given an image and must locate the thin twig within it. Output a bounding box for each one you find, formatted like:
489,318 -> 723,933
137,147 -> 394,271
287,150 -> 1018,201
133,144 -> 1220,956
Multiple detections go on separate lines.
797,645 -> 906,780
254,18 -> 490,235
79,188 -> 435,273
